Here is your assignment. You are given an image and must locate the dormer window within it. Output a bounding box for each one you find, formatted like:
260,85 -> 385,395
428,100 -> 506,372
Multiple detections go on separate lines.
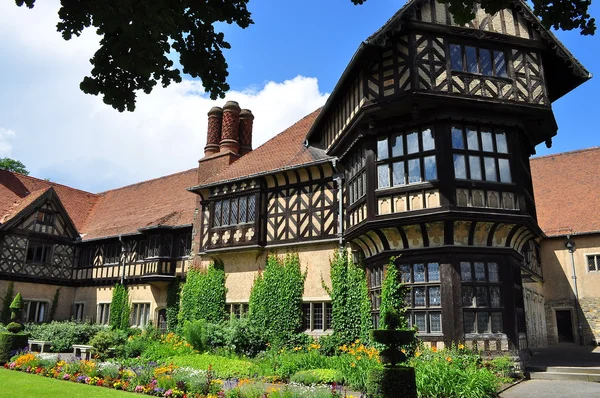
36,210 -> 54,226
450,44 -> 508,78
376,127 -> 437,189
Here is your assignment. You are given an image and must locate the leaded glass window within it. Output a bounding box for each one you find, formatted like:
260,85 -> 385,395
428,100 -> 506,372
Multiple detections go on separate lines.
452,125 -> 512,183
212,194 -> 257,227
398,262 -> 442,334
461,261 -> 503,334
346,145 -> 367,206
450,44 -> 508,78
376,127 -> 437,189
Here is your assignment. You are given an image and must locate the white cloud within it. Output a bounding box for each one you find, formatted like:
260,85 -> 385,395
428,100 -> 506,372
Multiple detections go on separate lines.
0,128 -> 16,157
0,1 -> 329,192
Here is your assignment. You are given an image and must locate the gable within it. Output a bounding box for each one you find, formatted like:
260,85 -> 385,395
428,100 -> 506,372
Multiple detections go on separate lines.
1,187 -> 79,239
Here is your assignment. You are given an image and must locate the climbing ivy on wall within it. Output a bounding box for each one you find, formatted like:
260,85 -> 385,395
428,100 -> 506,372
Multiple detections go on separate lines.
0,282 -> 14,324
109,284 -> 130,330
325,250 -> 372,345
49,288 -> 61,321
249,253 -> 306,347
166,277 -> 181,332
379,258 -> 408,330
178,260 -> 227,325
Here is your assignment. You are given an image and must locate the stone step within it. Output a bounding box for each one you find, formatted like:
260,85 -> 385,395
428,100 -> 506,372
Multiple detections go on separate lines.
528,371 -> 600,382
527,366 -> 600,375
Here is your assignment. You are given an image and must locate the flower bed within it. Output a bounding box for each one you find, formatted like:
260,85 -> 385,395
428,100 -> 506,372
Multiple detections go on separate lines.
3,353 -> 345,398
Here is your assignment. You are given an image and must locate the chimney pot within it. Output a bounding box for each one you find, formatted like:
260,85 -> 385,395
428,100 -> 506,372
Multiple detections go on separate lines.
220,101 -> 242,154
204,106 -> 223,157
239,109 -> 254,156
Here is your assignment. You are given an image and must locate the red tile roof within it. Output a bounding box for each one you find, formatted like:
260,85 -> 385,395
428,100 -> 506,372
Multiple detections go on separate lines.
198,108 -> 329,186
0,170 -> 98,230
531,147 -> 600,237
81,168 -> 199,240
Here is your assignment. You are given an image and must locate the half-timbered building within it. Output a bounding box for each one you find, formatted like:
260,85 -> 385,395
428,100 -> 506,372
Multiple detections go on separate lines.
0,0 -> 591,356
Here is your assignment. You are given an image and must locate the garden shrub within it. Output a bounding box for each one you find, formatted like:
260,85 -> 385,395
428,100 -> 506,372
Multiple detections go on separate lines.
378,259 -> 408,330
6,322 -> 23,333
290,368 -> 343,385
48,288 -> 61,321
0,281 -> 14,324
88,328 -> 127,359
109,283 -> 130,330
179,260 -> 227,325
249,253 -> 306,347
165,277 -> 181,332
0,332 -> 28,364
183,319 -> 209,352
317,333 -> 340,356
25,321 -> 103,353
325,250 -> 372,346
366,367 -> 417,398
170,353 -> 254,379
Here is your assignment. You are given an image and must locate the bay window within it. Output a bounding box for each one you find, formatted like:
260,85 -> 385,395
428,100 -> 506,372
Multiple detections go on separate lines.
400,262 -> 442,334
461,261 -> 503,334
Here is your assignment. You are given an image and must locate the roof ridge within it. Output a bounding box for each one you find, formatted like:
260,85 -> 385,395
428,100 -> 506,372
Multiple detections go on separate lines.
531,146 -> 600,161
0,169 -> 97,197
97,167 -> 197,195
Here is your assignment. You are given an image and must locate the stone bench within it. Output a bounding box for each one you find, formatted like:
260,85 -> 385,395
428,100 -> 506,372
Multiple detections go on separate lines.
72,344 -> 94,360
28,340 -> 52,353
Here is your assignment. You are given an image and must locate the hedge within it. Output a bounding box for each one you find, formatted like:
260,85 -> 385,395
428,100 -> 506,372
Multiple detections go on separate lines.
0,332 -> 28,364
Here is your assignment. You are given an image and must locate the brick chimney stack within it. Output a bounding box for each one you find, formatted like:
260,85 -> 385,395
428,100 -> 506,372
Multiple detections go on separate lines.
238,109 -> 254,156
204,106 -> 223,157
220,101 -> 241,154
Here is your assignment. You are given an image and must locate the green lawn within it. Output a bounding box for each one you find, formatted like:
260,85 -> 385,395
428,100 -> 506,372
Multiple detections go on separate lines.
0,368 -> 137,398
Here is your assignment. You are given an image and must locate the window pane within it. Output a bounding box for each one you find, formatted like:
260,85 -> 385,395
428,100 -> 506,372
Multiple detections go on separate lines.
231,199 -> 239,225
427,263 -> 440,282
377,137 -> 389,160
378,165 -> 390,188
222,199 -> 230,225
414,287 -> 426,307
490,286 -> 502,307
325,303 -> 333,329
405,290 -> 413,307
480,49 -> 493,75
467,128 -> 479,150
247,195 -> 256,222
463,286 -> 475,307
424,156 -> 437,181
400,265 -> 411,283
407,131 -> 419,154
460,262 -> 472,281
422,128 -> 435,151
476,287 -> 489,306
408,158 -> 421,183
414,263 -> 425,282
484,157 -> 498,181
494,51 -> 507,77
491,312 -> 503,333
454,154 -> 467,179
391,133 -> 404,157
392,162 -> 405,186
450,44 -> 463,71
239,196 -> 247,223
430,312 -> 442,333
313,304 -> 323,330
464,312 -> 475,333
469,156 -> 482,180
499,159 -> 512,183
302,304 -> 310,330
478,312 -> 490,333
452,126 -> 464,149
474,262 -> 486,282
466,46 -> 478,73
495,131 -> 508,153
481,130 -> 494,152
414,312 -> 427,332
488,263 -> 500,282
214,202 -> 222,227
429,287 -> 441,306
589,256 -> 597,272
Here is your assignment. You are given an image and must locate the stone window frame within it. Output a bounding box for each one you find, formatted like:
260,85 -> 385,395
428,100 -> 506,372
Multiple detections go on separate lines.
130,302 -> 151,328
73,302 -> 85,322
587,254 -> 600,272
375,126 -> 438,190
227,303 -> 249,319
22,299 -> 50,324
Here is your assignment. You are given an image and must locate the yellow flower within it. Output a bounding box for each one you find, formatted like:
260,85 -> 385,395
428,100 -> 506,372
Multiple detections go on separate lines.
415,351 -> 421,357
458,343 -> 465,350
350,362 -> 356,367
446,356 -> 452,362
431,346 -> 438,352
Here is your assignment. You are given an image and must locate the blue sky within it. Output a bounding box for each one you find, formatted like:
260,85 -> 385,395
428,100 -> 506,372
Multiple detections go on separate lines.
0,0 -> 598,192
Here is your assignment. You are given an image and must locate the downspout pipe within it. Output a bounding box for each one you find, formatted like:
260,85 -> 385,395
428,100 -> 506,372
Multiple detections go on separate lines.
566,235 -> 583,345
119,235 -> 126,285
331,158 -> 344,249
